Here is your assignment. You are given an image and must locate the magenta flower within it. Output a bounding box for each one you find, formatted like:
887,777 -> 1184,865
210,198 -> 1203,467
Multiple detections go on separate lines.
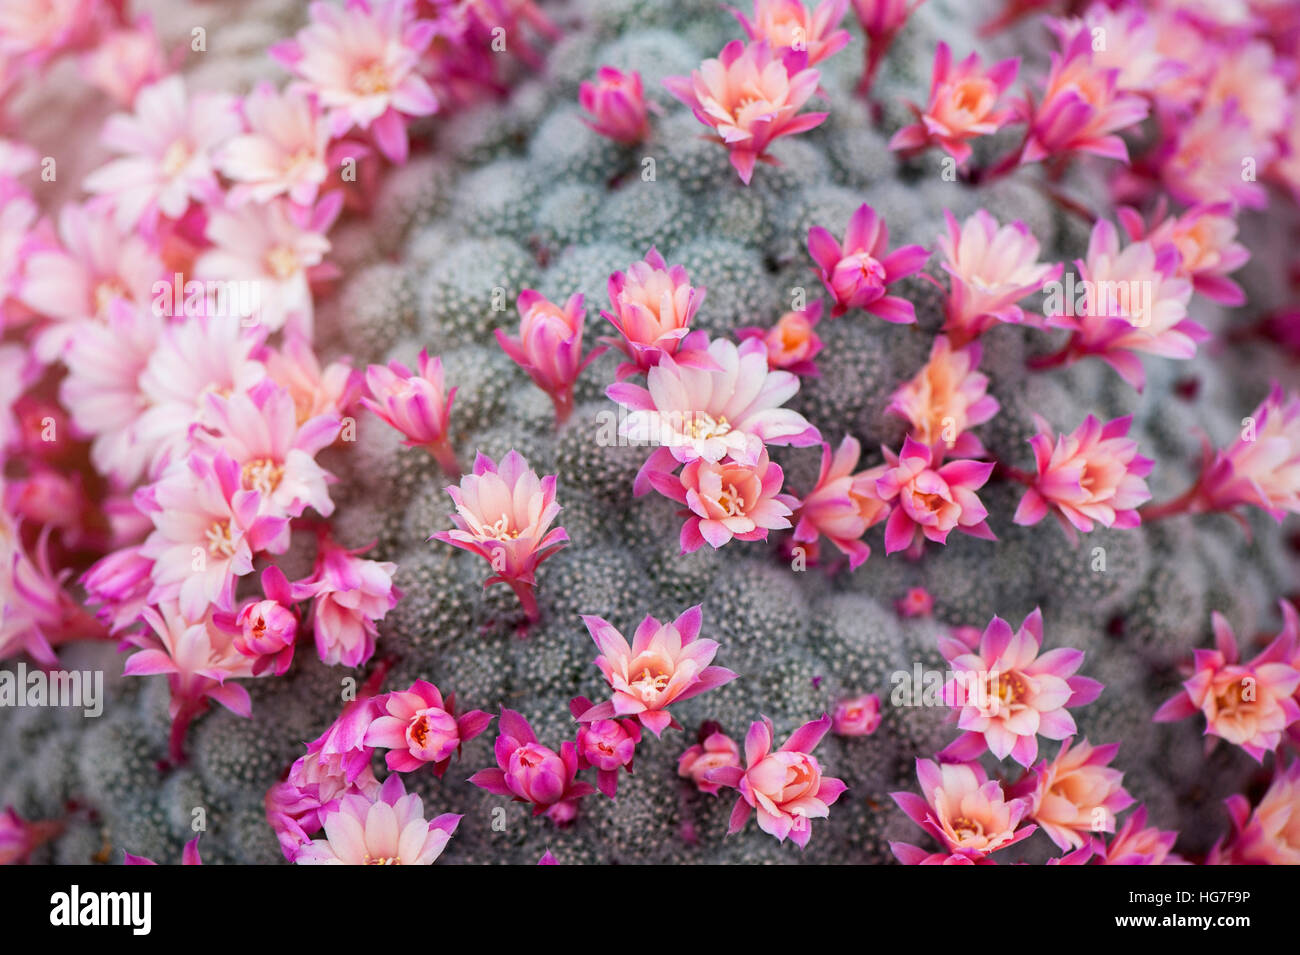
81,543 -> 154,636
736,301 -> 824,376
678,731 -> 743,796
577,606 -> 736,737
1160,99 -> 1273,210
364,679 -> 492,776
496,290 -> 605,425
663,40 -> 827,185
889,42 -> 1018,164
1209,760 -> 1300,865
887,334 -> 999,460
270,0 -> 439,164
875,436 -> 994,555
1008,738 -> 1134,852
233,565 -> 299,677
569,696 -> 642,799
469,708 -> 596,822
578,66 -> 654,144
431,450 -> 568,623
292,531 -> 399,668
790,435 -> 889,570
1153,605 -> 1300,763
600,246 -> 707,379
1196,384 -> 1300,521
891,758 -> 1036,861
1096,806 -> 1185,866
832,694 -> 881,736
125,836 -> 203,866
217,83 -> 331,206
807,202 -> 929,321
0,807 -> 62,864
938,608 -> 1103,767
1013,414 -> 1153,543
895,586 -> 933,618
294,774 -> 461,865
1117,201 -> 1250,307
851,0 -> 925,96
707,714 -> 846,848
361,348 -> 460,477
732,0 -> 852,67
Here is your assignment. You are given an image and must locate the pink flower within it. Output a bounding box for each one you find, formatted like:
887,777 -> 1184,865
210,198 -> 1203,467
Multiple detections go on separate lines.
496,290 -> 604,424
124,836 -> 202,866
1153,605 -> 1300,762
850,0 -> 925,96
265,334 -> 363,424
888,42 -> 1019,164
1018,31 -> 1149,165
79,15 -> 166,107
678,731 -> 743,796
832,694 -> 881,736
123,601 -> 258,761
807,202 -> 929,321
83,76 -> 240,232
569,696 -> 642,798
364,680 -> 492,776
600,246 -> 707,379
0,0 -> 96,65
790,435 -> 888,570
361,348 -> 460,476
81,544 -> 154,635
1203,39 -> 1288,144
608,335 -> 820,485
1008,738 -> 1134,852
0,807 -> 62,864
708,714 -> 846,848
233,566 -> 299,677
1096,806 -> 1185,865
895,587 -> 933,618
888,334 -> 999,459
938,608 -> 1103,767
1209,760 -> 1300,865
1158,99 -> 1274,210
1013,414 -> 1153,542
469,708 -> 596,822
935,209 -> 1061,344
732,0 -> 852,66
577,606 -> 737,737
270,0 -> 439,164
1117,201 -> 1250,307
875,436 -> 994,555
1044,219 -> 1204,392
292,531 -> 400,668
0,184 -> 36,327
294,774 -> 461,865
891,758 -> 1036,860
736,301 -> 824,376
650,448 -> 797,552
431,450 -> 568,622
136,451 -> 290,619
218,83 -> 331,206
1196,384 -> 1300,522
663,40 -> 827,185
578,66 -> 653,144
1047,5 -> 1184,96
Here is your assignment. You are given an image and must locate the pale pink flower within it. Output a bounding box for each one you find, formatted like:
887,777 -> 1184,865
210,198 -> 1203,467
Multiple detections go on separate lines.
136,451 -> 290,620
83,76 -> 240,232
469,708 -> 596,822
1153,605 -> 1300,762
0,185 -> 36,327
292,532 -> 399,668
1044,219 -> 1204,392
1047,4 -> 1184,95
1008,738 -> 1134,852
790,435 -> 888,570
1117,201 -> 1250,306
232,566 -> 299,677
1013,414 -> 1153,542
1096,806 -> 1186,865
361,348 -> 459,476
875,436 -> 995,555
1209,760 -> 1300,865
122,601 -> 259,761
1271,94 -> 1300,205
2,519 -> 102,665
1158,100 -> 1274,210
678,731 -> 743,796
218,83 -> 331,206
295,774 -> 461,865
888,335 -> 999,459
569,696 -> 642,798
663,40 -> 827,185
265,334 -> 363,424
431,450 -> 568,621
832,694 -> 881,736
807,202 -> 930,321
1203,40 -> 1288,143
708,714 -> 846,848
0,345 -> 34,453
732,0 -> 851,66
650,447 -> 797,552
607,335 -> 819,486
736,301 -> 824,376
124,836 -> 202,866
270,0 -> 439,164
1198,384 -> 1300,521
81,544 -> 154,635
496,290 -> 604,424
364,679 -> 491,776
600,246 -> 707,379
577,606 -> 737,737
935,209 -> 1061,343
891,758 -> 1036,860
888,42 -> 1018,164
851,0 -> 925,96
1018,31 -> 1149,165
578,66 -> 653,144
0,808 -> 62,865
938,608 -> 1103,767
79,15 -> 167,107
0,0 -> 95,64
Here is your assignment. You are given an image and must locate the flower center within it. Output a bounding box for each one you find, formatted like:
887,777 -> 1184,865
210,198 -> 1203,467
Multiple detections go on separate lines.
992,671 -> 1027,707
265,245 -> 300,279
409,715 -> 430,749
684,412 -> 730,440
716,481 -> 746,516
241,458 -> 284,496
93,279 -> 128,314
631,665 -> 671,701
352,61 -> 390,95
205,519 -> 236,558
951,815 -> 985,842
364,855 -> 401,865
483,515 -> 519,540
161,140 -> 191,177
